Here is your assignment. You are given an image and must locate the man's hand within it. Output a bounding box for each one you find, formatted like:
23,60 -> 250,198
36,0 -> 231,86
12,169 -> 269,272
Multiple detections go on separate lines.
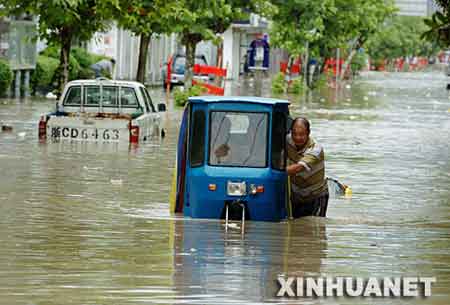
287,163 -> 305,175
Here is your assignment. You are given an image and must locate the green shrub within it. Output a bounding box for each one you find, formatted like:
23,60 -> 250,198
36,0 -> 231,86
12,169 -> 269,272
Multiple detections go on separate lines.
71,47 -> 95,68
288,77 -> 305,95
174,85 -> 207,107
40,45 -> 60,59
72,47 -> 108,69
271,72 -> 286,95
31,55 -> 60,94
78,67 -> 95,79
0,59 -> 13,97
40,46 -> 81,81
351,52 -> 368,73
312,72 -> 329,90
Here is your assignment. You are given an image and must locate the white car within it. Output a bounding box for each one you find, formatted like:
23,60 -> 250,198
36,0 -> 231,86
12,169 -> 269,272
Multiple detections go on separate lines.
38,79 -> 166,143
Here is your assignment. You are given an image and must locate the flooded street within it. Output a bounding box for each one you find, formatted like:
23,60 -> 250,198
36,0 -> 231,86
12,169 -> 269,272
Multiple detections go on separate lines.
0,71 -> 449,304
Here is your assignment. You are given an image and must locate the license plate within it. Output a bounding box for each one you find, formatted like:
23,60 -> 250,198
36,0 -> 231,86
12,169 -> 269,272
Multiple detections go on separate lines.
49,126 -> 121,141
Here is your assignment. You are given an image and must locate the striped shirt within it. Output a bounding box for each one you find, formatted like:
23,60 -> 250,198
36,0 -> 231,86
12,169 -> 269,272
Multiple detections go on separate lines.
287,134 -> 328,202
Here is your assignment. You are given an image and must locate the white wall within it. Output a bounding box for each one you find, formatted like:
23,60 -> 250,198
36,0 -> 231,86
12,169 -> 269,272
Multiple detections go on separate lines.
88,26 -> 220,85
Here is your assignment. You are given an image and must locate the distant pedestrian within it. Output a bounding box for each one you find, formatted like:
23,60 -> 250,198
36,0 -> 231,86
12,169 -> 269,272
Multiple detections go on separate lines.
90,58 -> 115,78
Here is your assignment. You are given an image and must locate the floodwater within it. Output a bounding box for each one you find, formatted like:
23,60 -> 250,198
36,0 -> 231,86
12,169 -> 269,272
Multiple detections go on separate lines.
0,72 -> 449,304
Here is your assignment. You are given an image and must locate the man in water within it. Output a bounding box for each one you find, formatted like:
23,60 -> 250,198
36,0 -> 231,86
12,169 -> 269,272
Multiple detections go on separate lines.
90,58 -> 115,78
287,117 -> 328,218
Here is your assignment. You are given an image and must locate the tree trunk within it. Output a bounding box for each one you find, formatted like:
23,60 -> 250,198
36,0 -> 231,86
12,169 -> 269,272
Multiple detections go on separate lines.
341,37 -> 365,79
136,33 -> 151,83
341,48 -> 357,79
57,28 -> 72,96
184,39 -> 197,90
304,41 -> 309,88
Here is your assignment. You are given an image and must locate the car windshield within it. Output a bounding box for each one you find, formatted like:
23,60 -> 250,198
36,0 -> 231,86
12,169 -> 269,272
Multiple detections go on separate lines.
209,111 -> 268,167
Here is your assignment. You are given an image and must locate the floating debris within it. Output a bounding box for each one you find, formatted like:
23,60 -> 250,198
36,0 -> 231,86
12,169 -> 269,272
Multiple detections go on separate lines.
110,178 -> 123,186
17,132 -> 26,138
45,92 -> 57,99
1,125 -> 13,132
363,96 -> 369,101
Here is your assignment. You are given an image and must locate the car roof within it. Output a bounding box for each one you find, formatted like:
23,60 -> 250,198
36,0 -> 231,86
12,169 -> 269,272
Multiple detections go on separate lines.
65,79 -> 145,88
188,96 -> 290,106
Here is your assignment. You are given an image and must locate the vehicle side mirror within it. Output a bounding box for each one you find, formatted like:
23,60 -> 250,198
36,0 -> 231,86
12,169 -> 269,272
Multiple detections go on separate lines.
157,103 -> 166,112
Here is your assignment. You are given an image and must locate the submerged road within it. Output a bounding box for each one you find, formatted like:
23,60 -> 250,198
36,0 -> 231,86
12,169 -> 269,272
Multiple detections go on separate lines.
0,71 -> 449,304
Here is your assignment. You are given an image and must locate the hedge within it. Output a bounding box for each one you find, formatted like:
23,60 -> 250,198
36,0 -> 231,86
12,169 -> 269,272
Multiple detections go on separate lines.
31,55 -> 59,94
0,59 -> 13,97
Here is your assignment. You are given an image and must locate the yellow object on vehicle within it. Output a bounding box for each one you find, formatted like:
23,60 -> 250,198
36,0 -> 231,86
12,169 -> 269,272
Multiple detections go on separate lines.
344,186 -> 353,198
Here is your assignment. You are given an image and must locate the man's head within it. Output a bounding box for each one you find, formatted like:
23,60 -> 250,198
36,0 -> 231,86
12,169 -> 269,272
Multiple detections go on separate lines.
291,117 -> 310,148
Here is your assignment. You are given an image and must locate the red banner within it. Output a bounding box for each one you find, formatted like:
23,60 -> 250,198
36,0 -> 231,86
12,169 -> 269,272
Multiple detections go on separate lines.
192,80 -> 225,96
193,64 -> 227,77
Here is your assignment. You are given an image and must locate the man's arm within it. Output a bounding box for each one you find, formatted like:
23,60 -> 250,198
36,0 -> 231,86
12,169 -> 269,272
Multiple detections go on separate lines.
287,144 -> 323,176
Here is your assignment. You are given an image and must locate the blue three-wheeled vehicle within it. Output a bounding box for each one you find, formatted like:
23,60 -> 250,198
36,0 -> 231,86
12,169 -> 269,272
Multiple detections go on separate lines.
170,96 -> 291,222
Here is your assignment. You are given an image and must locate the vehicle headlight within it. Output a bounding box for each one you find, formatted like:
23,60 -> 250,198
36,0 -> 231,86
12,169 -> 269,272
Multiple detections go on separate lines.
227,181 -> 246,196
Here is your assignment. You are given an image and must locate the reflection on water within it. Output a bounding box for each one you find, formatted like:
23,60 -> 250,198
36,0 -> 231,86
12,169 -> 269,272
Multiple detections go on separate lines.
0,72 -> 449,304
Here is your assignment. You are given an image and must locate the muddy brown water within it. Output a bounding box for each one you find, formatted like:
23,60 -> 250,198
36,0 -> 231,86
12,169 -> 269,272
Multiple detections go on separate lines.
0,72 -> 449,304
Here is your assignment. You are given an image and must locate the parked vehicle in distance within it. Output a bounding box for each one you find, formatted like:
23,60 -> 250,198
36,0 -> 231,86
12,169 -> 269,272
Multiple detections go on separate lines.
38,78 -> 166,143
162,54 -> 210,88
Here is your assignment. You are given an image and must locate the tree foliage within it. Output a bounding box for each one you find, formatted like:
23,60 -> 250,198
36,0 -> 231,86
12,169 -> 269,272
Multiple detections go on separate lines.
2,0 -> 114,94
173,0 -> 272,89
270,0 -> 395,58
422,1 -> 450,47
103,0 -> 182,82
367,16 -> 440,61
270,0 -> 336,57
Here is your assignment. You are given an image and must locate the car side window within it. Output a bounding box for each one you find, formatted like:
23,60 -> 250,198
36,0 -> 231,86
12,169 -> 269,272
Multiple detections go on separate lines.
85,86 -> 100,106
142,87 -> 156,112
102,86 -> 118,107
63,86 -> 82,106
120,87 -> 139,108
139,87 -> 151,112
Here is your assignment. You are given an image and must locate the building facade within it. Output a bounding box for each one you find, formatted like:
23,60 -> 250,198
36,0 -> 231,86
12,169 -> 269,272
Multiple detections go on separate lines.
395,0 -> 439,17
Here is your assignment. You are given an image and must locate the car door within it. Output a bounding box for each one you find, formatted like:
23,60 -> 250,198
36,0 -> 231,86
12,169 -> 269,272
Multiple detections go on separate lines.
140,86 -> 160,138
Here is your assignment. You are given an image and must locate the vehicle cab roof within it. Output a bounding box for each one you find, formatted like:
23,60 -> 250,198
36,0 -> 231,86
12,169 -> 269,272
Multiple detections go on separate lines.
65,79 -> 145,88
188,96 -> 290,106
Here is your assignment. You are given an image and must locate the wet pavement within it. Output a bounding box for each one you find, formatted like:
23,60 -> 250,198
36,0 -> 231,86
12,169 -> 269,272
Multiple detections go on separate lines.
0,71 -> 449,304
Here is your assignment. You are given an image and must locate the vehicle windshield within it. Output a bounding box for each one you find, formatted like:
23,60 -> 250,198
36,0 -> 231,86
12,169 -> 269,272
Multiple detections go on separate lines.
209,111 -> 268,167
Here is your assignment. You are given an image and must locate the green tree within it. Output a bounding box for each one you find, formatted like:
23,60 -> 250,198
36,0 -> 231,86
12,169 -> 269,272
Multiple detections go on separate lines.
270,0 -> 335,58
270,0 -> 395,84
174,0 -> 271,89
2,0 -> 113,94
105,0 -> 181,83
367,16 -> 440,63
318,0 -> 395,76
422,0 -> 450,47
